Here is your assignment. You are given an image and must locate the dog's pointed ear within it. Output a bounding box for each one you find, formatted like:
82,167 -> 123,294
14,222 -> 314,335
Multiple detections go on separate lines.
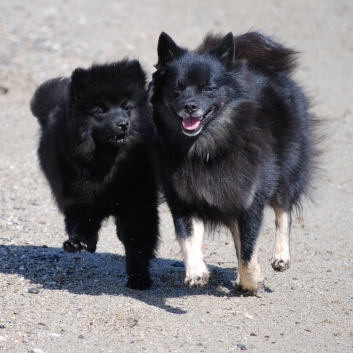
70,68 -> 91,98
209,32 -> 235,65
156,32 -> 185,68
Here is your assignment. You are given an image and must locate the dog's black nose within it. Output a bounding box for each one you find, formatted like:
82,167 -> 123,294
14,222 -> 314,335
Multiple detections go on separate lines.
183,99 -> 198,114
117,121 -> 130,131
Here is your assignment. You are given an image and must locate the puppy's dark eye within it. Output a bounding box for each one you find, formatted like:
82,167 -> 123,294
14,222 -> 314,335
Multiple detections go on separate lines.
92,107 -> 106,115
124,104 -> 131,111
174,85 -> 181,92
204,86 -> 213,92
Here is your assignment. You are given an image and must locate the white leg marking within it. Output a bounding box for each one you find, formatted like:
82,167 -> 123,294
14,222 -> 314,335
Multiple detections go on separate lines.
178,218 -> 210,287
231,222 -> 263,295
271,208 -> 291,271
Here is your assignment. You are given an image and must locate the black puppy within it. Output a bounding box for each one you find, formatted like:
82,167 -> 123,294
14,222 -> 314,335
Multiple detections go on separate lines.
149,31 -> 318,294
30,60 -> 159,290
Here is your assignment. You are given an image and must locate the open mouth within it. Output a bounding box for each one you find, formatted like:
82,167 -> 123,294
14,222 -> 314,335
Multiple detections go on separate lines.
106,133 -> 127,146
181,106 -> 216,136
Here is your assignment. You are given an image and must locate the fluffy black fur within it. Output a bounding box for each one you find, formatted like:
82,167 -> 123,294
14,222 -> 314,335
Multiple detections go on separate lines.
30,60 -> 159,290
149,31 -> 318,292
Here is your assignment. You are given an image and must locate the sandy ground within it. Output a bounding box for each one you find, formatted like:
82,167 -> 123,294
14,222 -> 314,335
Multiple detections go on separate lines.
0,0 -> 353,352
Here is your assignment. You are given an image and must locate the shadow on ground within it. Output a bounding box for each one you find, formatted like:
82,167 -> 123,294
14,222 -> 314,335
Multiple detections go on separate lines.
0,244 -> 267,314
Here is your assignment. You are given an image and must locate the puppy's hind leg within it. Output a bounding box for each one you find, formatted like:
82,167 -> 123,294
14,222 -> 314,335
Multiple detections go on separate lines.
271,207 -> 291,271
116,203 -> 159,291
175,216 -> 210,287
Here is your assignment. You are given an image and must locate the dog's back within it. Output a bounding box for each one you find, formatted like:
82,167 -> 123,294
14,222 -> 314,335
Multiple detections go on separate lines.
30,77 -> 70,130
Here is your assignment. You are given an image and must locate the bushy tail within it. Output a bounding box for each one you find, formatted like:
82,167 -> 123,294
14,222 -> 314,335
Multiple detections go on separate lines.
234,31 -> 298,73
30,77 -> 70,128
196,31 -> 298,74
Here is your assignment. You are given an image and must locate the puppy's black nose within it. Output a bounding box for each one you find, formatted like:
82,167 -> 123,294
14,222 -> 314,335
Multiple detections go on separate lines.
117,121 -> 129,131
183,99 -> 198,114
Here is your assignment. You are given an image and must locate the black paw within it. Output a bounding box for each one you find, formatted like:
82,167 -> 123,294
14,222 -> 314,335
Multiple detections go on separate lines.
63,238 -> 96,253
126,275 -> 153,290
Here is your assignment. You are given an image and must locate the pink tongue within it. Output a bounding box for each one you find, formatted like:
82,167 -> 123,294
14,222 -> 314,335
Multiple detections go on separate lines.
182,117 -> 201,130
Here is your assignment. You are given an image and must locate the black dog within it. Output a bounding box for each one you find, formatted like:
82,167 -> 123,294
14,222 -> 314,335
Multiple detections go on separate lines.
30,60 -> 159,290
149,31 -> 318,294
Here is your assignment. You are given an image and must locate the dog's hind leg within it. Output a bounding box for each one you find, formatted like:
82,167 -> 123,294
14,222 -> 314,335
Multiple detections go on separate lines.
271,207 -> 291,271
230,208 -> 264,295
175,216 -> 210,287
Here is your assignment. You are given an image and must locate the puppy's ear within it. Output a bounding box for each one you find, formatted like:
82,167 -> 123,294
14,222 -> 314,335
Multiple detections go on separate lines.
123,60 -> 146,87
156,32 -> 186,68
124,59 -> 142,72
70,68 -> 91,98
209,32 -> 234,66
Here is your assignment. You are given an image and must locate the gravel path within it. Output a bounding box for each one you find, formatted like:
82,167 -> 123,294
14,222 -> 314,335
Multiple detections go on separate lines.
1,1 -> 352,352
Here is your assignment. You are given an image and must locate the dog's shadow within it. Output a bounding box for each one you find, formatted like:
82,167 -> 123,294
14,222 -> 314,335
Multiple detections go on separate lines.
0,244 -> 257,314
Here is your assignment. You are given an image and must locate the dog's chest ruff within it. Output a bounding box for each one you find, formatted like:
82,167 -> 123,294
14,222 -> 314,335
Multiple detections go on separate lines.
169,156 -> 261,211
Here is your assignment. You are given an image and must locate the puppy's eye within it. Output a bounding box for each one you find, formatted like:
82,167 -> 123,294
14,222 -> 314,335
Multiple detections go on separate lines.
174,85 -> 181,92
124,104 -> 131,111
204,86 -> 213,92
92,107 -> 106,115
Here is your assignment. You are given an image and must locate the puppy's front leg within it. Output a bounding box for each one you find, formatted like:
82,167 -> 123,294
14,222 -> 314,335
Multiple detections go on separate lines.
63,204 -> 105,253
175,216 -> 209,287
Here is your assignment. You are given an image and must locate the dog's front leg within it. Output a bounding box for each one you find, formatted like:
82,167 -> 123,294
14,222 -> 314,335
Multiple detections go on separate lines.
174,216 -> 210,287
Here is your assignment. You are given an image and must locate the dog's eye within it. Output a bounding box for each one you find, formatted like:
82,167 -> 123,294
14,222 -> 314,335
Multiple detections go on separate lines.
174,85 -> 181,92
204,86 -> 213,92
124,104 -> 131,111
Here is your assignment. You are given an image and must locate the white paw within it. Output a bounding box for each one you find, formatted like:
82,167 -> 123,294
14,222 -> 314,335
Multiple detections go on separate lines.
184,261 -> 210,287
236,260 -> 264,295
271,251 -> 291,272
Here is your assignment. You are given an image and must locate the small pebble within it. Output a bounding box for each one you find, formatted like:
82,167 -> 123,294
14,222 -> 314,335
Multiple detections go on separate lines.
0,325 -> 5,329
31,349 -> 43,353
28,288 -> 40,294
54,276 -> 64,282
0,86 -> 9,94
236,344 -> 247,350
